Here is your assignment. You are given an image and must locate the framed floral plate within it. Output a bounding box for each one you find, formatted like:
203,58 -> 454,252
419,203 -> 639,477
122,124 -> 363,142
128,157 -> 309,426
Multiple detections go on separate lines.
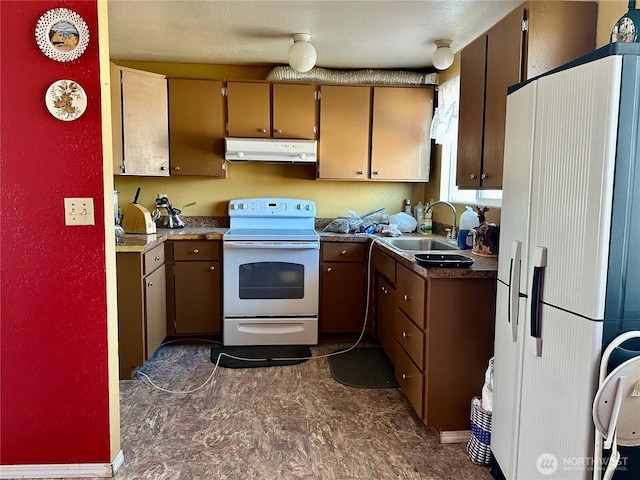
35,8 -> 89,62
45,80 -> 87,121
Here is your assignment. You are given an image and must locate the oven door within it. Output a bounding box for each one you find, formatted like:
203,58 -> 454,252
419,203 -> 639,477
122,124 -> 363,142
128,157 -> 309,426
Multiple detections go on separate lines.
223,240 -> 320,317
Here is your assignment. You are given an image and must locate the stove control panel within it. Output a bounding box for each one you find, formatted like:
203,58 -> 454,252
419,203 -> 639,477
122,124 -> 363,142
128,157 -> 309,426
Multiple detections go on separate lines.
228,198 -> 316,217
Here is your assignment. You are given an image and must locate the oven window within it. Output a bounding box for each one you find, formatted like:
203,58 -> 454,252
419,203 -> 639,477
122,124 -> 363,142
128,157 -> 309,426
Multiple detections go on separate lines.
238,262 -> 304,299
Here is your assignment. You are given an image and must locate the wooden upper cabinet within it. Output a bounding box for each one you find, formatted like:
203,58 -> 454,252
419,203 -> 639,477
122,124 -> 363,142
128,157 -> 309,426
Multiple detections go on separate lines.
226,82 -> 271,137
272,83 -> 317,139
456,35 -> 487,189
456,1 -> 596,189
111,63 -> 169,176
371,86 -> 433,181
168,79 -> 226,177
226,82 -> 318,139
482,6 -> 524,189
317,85 -> 371,180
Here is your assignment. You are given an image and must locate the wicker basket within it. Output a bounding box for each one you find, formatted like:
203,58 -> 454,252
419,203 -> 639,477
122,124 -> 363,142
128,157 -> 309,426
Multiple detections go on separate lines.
466,396 -> 493,465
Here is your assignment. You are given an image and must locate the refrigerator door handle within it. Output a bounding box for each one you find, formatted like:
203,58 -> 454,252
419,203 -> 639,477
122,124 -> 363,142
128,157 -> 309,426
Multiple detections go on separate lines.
508,241 -> 522,342
527,246 -> 547,357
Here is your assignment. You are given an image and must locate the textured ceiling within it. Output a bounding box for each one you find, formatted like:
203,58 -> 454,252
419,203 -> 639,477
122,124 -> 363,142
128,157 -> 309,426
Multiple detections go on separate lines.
107,0 -> 525,70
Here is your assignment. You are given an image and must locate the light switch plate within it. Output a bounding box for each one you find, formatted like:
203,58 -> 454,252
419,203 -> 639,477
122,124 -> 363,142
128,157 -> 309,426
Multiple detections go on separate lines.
64,197 -> 95,226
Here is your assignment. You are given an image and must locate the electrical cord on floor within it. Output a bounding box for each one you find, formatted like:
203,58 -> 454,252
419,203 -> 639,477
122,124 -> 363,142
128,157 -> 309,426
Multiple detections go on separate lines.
136,234 -> 387,394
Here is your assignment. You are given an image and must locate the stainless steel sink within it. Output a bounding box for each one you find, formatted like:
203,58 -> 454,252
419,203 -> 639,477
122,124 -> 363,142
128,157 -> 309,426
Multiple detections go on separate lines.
378,236 -> 459,252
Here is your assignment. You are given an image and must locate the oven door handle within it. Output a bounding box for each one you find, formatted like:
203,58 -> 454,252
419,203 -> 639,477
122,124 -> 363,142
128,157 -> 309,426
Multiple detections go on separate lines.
223,241 -> 320,250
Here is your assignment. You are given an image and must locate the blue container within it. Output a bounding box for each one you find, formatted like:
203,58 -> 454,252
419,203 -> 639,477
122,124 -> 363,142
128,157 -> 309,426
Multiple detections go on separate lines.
458,229 -> 473,249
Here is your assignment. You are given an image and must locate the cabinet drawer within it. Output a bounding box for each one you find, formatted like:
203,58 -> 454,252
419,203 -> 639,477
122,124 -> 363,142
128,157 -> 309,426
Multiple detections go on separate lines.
143,244 -> 165,275
372,246 -> 395,284
395,345 -> 424,417
396,264 -> 425,328
173,241 -> 219,261
395,309 -> 424,370
322,242 -> 366,262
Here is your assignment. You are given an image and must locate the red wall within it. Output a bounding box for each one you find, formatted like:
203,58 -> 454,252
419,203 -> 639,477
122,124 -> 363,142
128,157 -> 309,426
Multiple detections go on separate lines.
0,0 -> 112,465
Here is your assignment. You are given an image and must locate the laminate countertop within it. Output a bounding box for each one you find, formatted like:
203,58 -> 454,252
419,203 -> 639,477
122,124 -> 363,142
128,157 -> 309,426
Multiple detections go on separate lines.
115,227 -> 497,279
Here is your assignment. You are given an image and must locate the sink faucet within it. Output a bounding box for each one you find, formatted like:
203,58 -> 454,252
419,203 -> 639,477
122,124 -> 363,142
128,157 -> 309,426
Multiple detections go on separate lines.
425,201 -> 457,240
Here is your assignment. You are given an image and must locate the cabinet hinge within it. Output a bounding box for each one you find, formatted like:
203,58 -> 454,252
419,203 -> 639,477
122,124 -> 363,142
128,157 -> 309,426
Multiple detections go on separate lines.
313,125 -> 318,134
522,19 -> 528,32
315,90 -> 321,101
221,86 -> 228,97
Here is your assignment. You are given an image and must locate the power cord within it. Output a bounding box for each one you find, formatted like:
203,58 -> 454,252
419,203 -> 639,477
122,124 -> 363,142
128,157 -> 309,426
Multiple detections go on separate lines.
136,234 -> 387,394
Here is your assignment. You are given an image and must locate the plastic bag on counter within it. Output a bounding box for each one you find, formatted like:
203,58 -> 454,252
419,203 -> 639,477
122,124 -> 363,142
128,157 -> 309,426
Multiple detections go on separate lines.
323,210 -> 363,233
481,357 -> 494,412
388,212 -> 417,233
378,224 -> 402,236
324,208 -> 388,234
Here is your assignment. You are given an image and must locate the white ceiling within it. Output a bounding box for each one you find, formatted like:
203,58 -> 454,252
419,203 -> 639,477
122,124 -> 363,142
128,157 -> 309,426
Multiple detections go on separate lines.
107,0 -> 525,70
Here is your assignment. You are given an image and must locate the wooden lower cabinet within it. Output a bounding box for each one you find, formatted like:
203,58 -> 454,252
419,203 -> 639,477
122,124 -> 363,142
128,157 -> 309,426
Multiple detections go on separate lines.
374,247 -> 496,434
116,243 -> 167,379
372,247 -> 396,360
166,240 -> 222,335
319,242 -> 368,335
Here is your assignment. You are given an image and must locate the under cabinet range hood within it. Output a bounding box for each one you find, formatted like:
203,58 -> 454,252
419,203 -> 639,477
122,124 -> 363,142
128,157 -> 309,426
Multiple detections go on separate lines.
224,137 -> 317,163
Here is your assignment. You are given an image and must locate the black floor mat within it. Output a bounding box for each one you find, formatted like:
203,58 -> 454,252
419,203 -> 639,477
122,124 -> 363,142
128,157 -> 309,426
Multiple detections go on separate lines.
328,347 -> 399,389
211,345 -> 311,368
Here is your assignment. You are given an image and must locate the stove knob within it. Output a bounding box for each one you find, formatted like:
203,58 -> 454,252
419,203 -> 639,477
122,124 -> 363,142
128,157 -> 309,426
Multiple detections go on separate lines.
296,204 -> 302,210
230,203 -> 238,210
305,204 -> 311,211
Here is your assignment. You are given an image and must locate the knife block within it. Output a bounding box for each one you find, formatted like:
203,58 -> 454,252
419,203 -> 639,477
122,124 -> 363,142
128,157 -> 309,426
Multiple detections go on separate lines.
121,203 -> 156,234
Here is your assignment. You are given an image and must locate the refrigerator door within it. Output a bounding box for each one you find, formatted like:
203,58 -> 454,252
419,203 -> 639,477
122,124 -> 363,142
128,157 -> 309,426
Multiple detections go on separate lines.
516,56 -> 622,478
526,54 -> 621,324
491,78 -> 537,478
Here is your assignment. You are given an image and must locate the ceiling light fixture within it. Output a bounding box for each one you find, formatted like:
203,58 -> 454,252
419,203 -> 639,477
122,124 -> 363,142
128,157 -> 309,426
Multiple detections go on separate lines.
432,39 -> 454,70
288,33 -> 317,73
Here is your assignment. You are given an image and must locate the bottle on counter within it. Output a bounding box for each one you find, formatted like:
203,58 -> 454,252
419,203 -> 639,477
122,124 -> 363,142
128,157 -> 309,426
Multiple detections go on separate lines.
419,202 -> 432,235
413,202 -> 424,231
404,198 -> 412,214
458,206 -> 479,249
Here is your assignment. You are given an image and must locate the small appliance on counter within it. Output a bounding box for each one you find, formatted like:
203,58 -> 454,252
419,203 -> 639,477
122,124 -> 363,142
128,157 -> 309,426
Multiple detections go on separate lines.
121,187 -> 156,235
154,195 -> 191,229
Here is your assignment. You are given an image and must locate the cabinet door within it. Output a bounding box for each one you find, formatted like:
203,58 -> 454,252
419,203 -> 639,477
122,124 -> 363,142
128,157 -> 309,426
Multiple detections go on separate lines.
174,261 -> 221,334
482,6 -> 525,189
317,85 -> 371,180
457,35 -> 487,188
226,82 -> 271,137
144,265 -> 167,359
320,262 -> 367,334
370,87 -> 433,181
376,274 -> 396,361
272,83 -> 317,139
119,67 -> 170,176
168,79 -> 226,177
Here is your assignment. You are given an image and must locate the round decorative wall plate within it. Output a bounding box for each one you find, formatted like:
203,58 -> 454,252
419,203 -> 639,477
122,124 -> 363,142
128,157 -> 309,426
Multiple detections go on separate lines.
35,8 -> 89,62
45,80 -> 87,121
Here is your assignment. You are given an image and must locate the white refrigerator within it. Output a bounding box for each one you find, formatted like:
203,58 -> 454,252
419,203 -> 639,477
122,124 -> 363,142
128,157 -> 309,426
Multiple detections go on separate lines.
491,44 -> 640,480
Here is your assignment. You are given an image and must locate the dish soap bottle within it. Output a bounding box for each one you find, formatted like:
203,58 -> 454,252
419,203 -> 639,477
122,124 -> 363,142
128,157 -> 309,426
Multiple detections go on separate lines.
458,206 -> 479,249
420,202 -> 432,235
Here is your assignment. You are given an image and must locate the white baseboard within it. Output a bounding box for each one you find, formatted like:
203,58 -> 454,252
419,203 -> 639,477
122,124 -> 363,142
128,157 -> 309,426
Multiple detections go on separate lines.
0,450 -> 124,479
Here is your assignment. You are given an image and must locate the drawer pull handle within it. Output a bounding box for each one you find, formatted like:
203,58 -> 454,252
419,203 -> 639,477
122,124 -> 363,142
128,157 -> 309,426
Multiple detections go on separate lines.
154,256 -> 160,261
209,266 -> 216,271
147,281 -> 153,287
381,286 -> 387,294
402,373 -> 408,380
341,250 -> 347,255
276,129 -> 282,134
356,170 -> 364,175
402,332 -> 409,338
326,267 -> 332,272
373,170 -> 380,175
403,294 -> 410,301
193,249 -> 199,254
